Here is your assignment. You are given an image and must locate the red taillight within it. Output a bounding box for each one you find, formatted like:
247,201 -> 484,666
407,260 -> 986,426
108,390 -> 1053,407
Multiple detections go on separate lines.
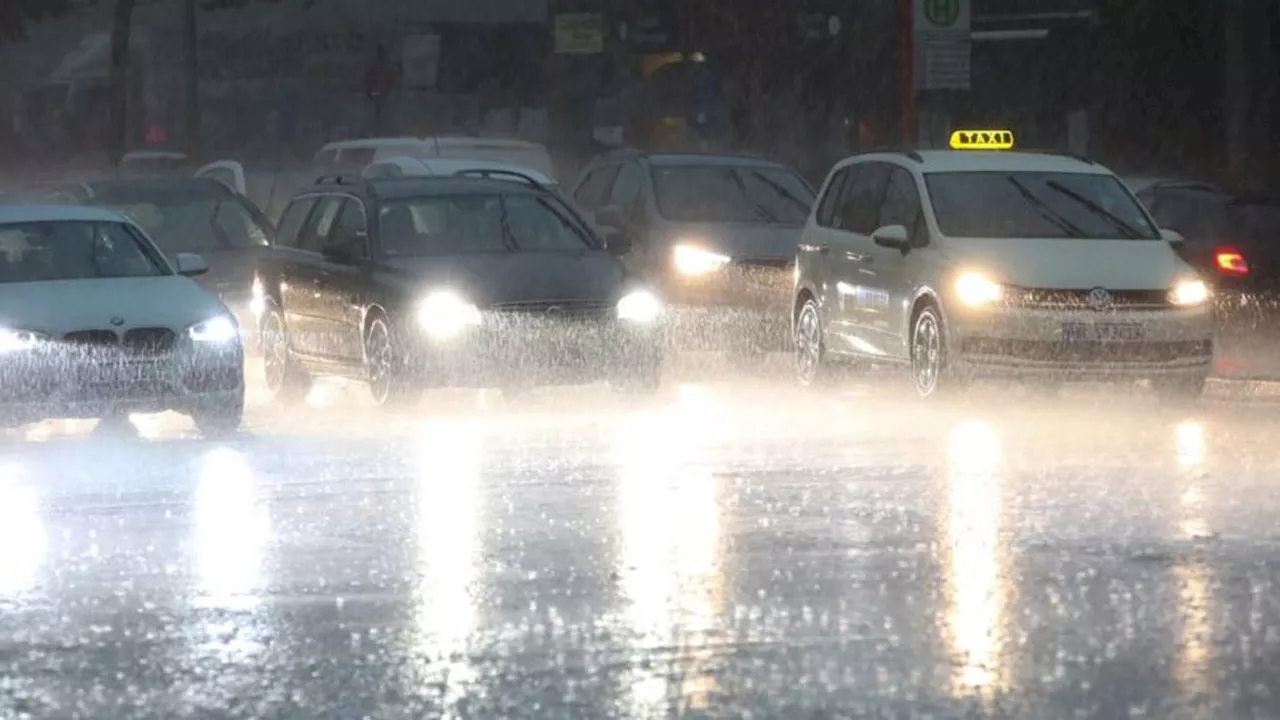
1215,247 -> 1249,275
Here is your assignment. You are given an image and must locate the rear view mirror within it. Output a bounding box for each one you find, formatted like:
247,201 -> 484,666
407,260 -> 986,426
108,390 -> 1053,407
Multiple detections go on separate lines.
595,205 -> 625,229
174,252 -> 209,277
872,224 -> 910,250
605,231 -> 632,256
1160,228 -> 1185,244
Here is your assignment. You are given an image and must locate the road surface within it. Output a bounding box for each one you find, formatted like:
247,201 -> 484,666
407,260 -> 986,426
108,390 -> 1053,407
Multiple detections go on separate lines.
2,373 -> 1280,718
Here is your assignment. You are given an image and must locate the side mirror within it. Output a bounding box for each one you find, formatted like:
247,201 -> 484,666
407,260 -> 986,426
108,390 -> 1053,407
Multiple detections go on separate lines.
174,252 -> 209,277
872,224 -> 910,250
1160,228 -> 1186,244
595,205 -> 625,229
605,231 -> 632,256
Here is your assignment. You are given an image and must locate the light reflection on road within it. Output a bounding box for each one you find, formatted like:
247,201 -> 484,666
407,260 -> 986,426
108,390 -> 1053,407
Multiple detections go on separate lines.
614,383 -> 727,714
0,462 -> 45,597
1173,419 -> 1215,710
410,418 -> 484,705
943,419 -> 1007,697
193,447 -> 269,609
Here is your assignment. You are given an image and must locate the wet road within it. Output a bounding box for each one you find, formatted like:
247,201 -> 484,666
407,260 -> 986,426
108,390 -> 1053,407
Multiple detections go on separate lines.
3,374 -> 1280,719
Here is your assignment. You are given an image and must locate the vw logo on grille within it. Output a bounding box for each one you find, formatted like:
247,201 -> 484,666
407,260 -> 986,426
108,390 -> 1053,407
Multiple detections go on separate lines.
109,316 -> 125,326
1086,288 -> 1112,311
545,305 -> 564,316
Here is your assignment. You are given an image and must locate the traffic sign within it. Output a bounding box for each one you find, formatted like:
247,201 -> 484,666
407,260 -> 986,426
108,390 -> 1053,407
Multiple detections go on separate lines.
914,0 -> 970,91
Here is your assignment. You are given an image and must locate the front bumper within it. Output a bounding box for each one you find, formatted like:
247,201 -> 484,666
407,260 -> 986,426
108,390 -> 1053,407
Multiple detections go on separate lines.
659,262 -> 793,351
950,305 -> 1214,379
400,313 -> 664,388
0,341 -> 244,423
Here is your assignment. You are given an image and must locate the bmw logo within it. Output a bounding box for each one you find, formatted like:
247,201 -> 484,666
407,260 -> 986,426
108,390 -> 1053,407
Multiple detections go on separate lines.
109,316 -> 125,326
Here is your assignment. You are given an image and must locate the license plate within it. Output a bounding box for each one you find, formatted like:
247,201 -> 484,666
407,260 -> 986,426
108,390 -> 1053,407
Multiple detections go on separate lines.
83,363 -> 161,385
1061,322 -> 1144,342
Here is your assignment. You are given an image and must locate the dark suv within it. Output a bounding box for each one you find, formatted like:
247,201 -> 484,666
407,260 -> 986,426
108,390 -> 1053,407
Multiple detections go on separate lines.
254,174 -> 665,407
570,150 -> 815,359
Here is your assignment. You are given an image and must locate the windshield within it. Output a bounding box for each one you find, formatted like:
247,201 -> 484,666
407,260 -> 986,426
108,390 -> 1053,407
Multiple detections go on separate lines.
926,171 -> 1160,239
376,193 -> 595,257
96,184 -> 272,253
0,220 -> 166,283
651,164 -> 814,224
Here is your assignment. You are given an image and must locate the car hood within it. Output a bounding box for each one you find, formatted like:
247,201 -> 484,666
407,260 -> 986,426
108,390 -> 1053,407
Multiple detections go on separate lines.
661,222 -> 803,261
383,252 -> 630,306
0,276 -> 227,334
939,237 -> 1191,289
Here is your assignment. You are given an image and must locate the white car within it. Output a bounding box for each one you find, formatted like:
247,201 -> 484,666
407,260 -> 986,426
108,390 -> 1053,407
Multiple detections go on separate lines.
313,136 -> 557,179
0,205 -> 245,433
793,131 -> 1214,398
360,155 -> 557,189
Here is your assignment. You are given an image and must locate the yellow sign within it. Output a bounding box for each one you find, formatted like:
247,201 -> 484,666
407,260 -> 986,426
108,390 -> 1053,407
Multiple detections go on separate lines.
949,129 -> 1015,150
554,13 -> 604,54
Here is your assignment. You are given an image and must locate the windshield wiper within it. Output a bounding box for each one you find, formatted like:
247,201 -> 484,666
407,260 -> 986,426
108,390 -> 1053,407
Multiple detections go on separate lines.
730,170 -> 779,223
1006,176 -> 1088,238
744,170 -> 810,211
1043,180 -> 1143,239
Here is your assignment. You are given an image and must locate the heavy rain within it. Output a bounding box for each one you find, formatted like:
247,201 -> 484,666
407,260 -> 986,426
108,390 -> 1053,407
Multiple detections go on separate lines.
0,0 -> 1278,718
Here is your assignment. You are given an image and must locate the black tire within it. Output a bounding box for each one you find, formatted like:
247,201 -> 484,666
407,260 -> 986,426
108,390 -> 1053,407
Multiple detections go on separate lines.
364,315 -> 421,409
794,297 -> 836,387
261,309 -> 311,404
191,392 -> 244,438
910,304 -> 966,399
1152,374 -> 1207,401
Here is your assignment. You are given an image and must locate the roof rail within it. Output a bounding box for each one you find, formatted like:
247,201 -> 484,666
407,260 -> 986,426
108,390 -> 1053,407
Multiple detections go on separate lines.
452,168 -> 543,188
314,174 -> 363,186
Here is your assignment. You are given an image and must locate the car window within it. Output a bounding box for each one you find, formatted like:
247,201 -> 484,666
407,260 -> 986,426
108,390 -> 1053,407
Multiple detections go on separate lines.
879,168 -> 925,246
297,196 -> 344,253
338,148 -> 376,167
925,171 -> 1161,240
650,165 -> 814,224
835,162 -> 889,235
315,149 -> 339,165
504,195 -> 594,251
574,165 -> 621,209
608,162 -> 644,214
276,198 -> 316,249
378,195 -> 510,257
816,167 -> 853,228
330,199 -> 369,258
0,221 -> 166,283
101,188 -> 271,254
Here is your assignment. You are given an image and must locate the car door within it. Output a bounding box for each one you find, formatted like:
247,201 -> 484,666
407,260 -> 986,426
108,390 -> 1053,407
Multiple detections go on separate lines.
862,165 -> 927,358
826,162 -> 891,356
313,197 -> 373,362
286,194 -> 345,356
194,160 -> 246,195
798,164 -> 853,333
572,163 -> 621,213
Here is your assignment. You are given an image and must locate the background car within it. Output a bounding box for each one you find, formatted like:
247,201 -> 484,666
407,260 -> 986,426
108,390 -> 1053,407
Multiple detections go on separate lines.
570,149 -> 815,359
361,155 -> 558,189
0,204 -> 244,434
253,175 -> 664,407
40,177 -> 274,344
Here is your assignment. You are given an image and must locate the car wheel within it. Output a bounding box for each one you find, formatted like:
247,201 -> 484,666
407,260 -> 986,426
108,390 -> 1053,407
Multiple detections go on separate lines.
191,392 -> 244,438
1152,374 -> 1207,401
261,309 -> 310,404
911,304 -> 964,399
364,315 -> 420,409
794,298 -> 834,387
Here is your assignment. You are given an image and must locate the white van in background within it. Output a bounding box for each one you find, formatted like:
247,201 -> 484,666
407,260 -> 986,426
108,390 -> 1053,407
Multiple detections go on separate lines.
361,156 -> 557,189
312,136 -> 557,180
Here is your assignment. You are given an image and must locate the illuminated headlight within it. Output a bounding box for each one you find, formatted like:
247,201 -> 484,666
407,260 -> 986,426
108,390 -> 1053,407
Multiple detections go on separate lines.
954,271 -> 1002,307
416,290 -> 482,339
188,316 -> 238,343
673,244 -> 730,276
1170,279 -> 1209,307
617,289 -> 662,323
0,328 -> 47,352
249,277 -> 266,317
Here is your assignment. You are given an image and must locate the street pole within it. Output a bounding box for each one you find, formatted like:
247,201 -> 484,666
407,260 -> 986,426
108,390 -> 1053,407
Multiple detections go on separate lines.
902,0 -> 916,146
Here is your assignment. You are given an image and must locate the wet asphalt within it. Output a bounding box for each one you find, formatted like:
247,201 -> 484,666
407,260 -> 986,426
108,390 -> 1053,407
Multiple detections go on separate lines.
3,366 -> 1280,719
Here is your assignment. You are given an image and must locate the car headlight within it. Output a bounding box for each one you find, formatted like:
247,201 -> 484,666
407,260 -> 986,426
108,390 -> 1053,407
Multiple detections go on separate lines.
673,244 -> 730,276
1170,279 -> 1209,307
416,290 -> 482,339
954,271 -> 1003,307
188,316 -> 239,343
249,277 -> 266,317
617,289 -> 663,323
0,328 -> 47,352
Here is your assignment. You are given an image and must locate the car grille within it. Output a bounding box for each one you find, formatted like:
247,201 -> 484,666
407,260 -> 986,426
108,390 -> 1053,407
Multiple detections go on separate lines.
60,328 -> 178,356
732,256 -> 793,269
489,300 -> 614,318
1004,287 -> 1172,310
962,338 -> 1212,363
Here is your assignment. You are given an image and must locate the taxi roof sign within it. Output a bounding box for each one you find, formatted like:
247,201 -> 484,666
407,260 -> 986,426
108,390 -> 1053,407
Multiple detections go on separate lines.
949,129 -> 1015,151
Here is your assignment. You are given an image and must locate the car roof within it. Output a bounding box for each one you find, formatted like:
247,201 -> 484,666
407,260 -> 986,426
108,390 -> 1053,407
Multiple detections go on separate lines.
301,176 -> 549,200
82,177 -> 230,194
366,156 -> 556,184
0,204 -> 127,224
599,150 -> 791,169
844,150 -> 1114,176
